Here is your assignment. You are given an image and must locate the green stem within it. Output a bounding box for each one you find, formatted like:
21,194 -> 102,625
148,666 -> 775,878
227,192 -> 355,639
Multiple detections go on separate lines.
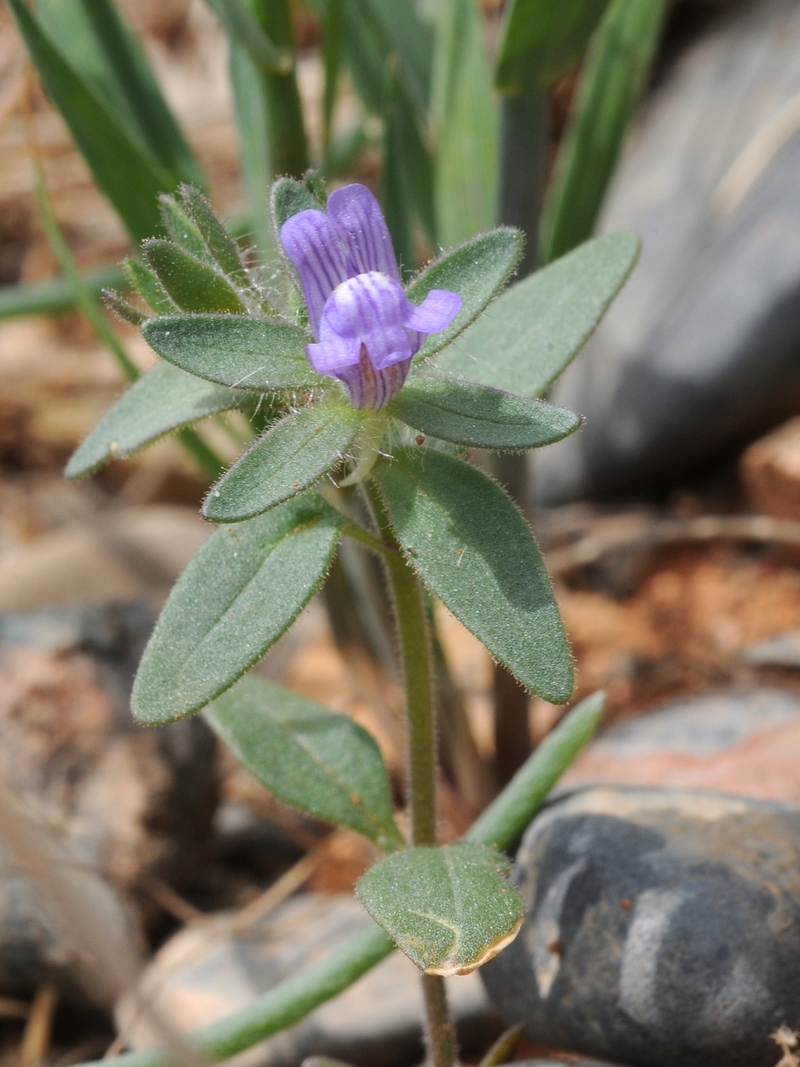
73,693 -> 603,1067
364,479 -> 454,1067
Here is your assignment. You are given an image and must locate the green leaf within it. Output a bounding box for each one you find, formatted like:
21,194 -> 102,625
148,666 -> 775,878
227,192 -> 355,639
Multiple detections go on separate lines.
181,186 -> 247,281
204,401 -> 363,521
407,229 -> 523,362
432,0 -> 498,249
142,314 -> 318,392
541,0 -> 666,264
434,231 -> 639,396
6,0 -> 172,242
65,363 -> 248,479
159,195 -> 212,262
143,240 -> 247,314
373,449 -> 573,704
205,675 -> 403,850
124,258 -> 174,314
356,843 -> 524,974
495,0 -> 610,92
132,494 -> 344,723
270,176 -> 325,232
390,378 -> 581,450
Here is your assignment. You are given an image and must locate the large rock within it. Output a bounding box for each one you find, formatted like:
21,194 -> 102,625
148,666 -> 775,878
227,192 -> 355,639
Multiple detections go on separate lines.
482,786 -> 800,1067
539,0 -> 800,503
119,894 -> 500,1067
561,688 -> 800,803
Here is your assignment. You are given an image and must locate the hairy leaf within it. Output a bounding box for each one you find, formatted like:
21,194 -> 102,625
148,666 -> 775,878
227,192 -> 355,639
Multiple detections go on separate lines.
205,675 -> 403,849
132,494 -> 343,723
374,449 -> 572,704
181,185 -> 245,280
142,314 -> 319,392
434,231 -> 638,396
66,363 -> 248,478
390,378 -> 580,450
357,843 -> 524,974
143,241 -> 247,314
204,401 -> 363,521
408,229 -> 523,362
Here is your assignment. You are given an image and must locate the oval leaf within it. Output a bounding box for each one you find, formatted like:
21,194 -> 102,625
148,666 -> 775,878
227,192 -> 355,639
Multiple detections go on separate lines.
356,843 -> 524,975
182,185 -> 246,280
205,675 -> 403,850
204,401 -> 363,522
132,494 -> 343,724
434,231 -> 639,397
66,363 -> 249,478
390,377 -> 581,450
142,314 -> 319,392
407,228 -> 522,361
143,240 -> 247,314
373,449 -> 572,703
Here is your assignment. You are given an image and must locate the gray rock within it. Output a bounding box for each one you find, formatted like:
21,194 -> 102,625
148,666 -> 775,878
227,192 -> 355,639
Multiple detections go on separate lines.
119,893 -> 501,1067
744,630 -> 800,669
540,0 -> 800,503
481,786 -> 800,1067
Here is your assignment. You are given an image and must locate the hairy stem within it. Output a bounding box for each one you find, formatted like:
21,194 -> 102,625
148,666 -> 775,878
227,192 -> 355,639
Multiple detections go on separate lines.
364,479 -> 456,1067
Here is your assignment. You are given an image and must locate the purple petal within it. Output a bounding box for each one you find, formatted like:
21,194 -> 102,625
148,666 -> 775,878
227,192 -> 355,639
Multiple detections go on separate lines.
318,272 -> 414,371
280,209 -> 351,338
337,347 -> 412,411
403,289 -> 462,334
327,184 -> 401,284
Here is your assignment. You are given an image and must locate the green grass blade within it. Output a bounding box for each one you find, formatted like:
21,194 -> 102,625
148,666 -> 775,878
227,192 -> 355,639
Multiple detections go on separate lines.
381,59 -> 416,278
322,0 -> 346,155
229,42 -> 274,259
0,266 -> 125,319
7,0 -> 173,241
465,691 -> 605,850
204,0 -> 293,74
432,0 -> 498,248
495,0 -> 610,92
38,0 -> 203,186
541,0 -> 667,264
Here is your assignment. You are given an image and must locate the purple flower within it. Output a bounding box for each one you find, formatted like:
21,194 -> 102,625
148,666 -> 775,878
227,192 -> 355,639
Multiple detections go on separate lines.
280,184 -> 461,410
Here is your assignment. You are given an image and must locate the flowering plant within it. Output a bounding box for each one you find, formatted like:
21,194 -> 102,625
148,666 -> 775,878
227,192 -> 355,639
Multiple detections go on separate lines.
66,174 -> 637,1067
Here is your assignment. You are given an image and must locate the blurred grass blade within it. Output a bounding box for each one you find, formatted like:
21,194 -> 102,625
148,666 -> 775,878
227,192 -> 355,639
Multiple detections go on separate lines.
382,59 -> 416,278
346,0 -> 433,116
465,691 -> 606,851
541,0 -> 667,264
7,0 -> 173,241
204,0 -> 293,73
36,0 -> 203,187
33,163 -> 139,383
33,165 -> 224,480
228,0 -> 308,258
0,265 -> 125,319
495,0 -> 610,92
322,0 -> 346,157
432,0 -> 498,247
247,0 -> 309,178
230,43 -> 273,259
